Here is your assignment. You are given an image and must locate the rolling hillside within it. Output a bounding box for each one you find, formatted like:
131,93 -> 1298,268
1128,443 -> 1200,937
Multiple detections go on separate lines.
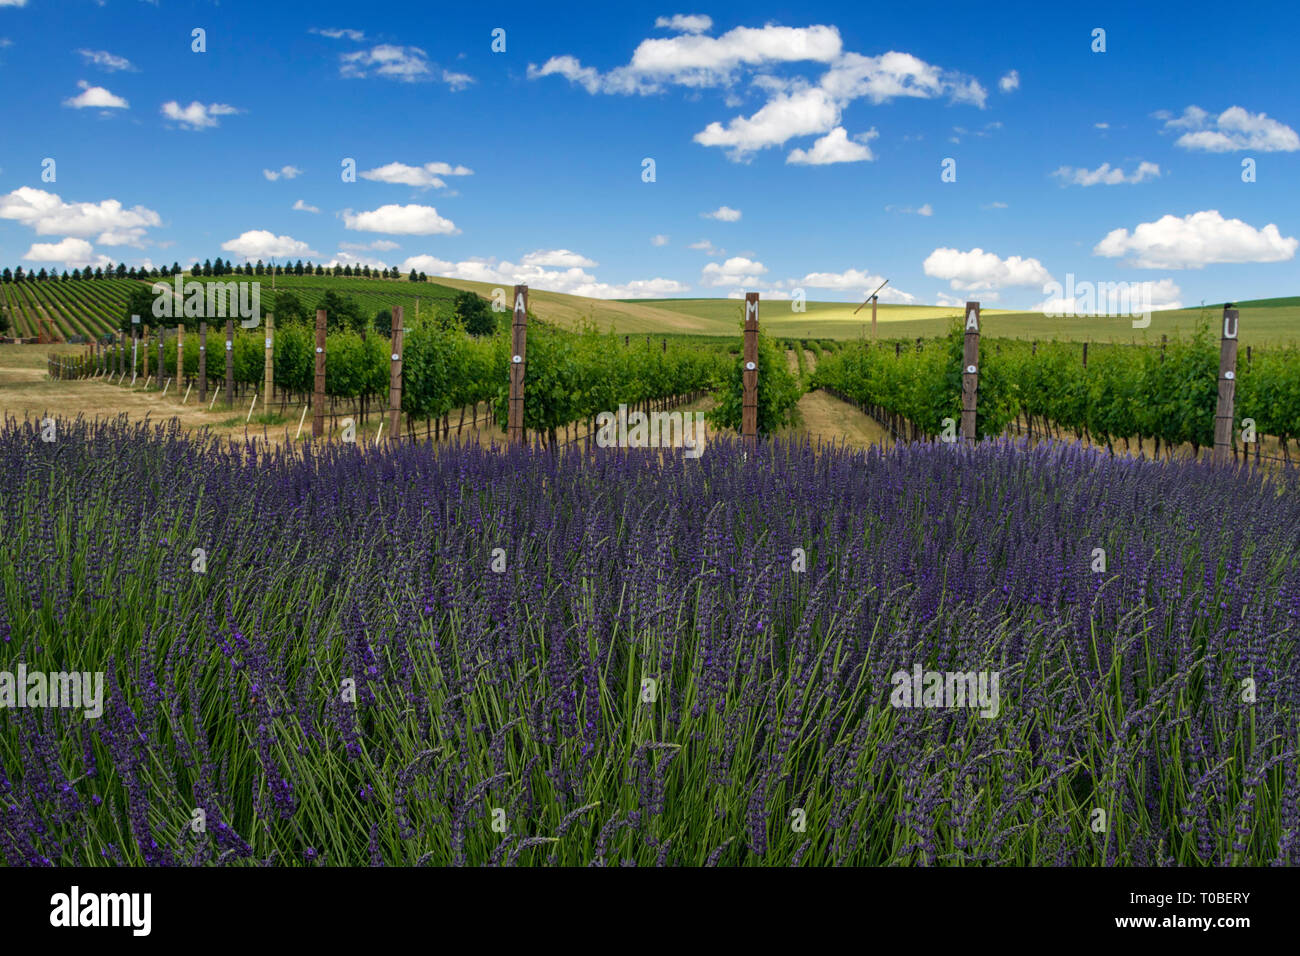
5,269 -> 1295,346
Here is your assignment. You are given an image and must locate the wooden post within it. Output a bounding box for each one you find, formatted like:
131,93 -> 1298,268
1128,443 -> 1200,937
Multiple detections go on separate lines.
142,326 -> 149,379
198,322 -> 207,403
157,327 -> 164,386
225,319 -> 235,407
176,324 -> 184,387
131,316 -> 140,383
1213,305 -> 1239,465
1082,341 -> 1089,368
871,295 -> 878,343
388,306 -> 404,437
313,309 -> 326,439
742,292 -> 759,449
263,314 -> 274,415
508,286 -> 528,446
961,301 -> 980,441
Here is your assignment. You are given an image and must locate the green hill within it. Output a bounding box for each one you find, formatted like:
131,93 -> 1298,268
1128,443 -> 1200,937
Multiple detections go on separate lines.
41,273 -> 1286,347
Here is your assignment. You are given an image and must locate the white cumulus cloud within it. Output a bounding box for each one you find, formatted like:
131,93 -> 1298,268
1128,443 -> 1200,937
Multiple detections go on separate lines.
695,87 -> 841,158
342,203 -> 459,235
820,50 -> 986,106
1159,105 -> 1299,152
220,230 -> 317,260
63,80 -> 128,109
787,126 -> 876,164
998,69 -> 1019,92
798,268 -> 914,302
529,24 -> 986,166
161,100 -> 240,129
399,251 -> 687,298
654,14 -> 713,34
701,256 -> 767,287
22,237 -> 108,268
520,249 -> 597,268
923,247 -> 1053,291
1051,161 -> 1160,186
292,199 -> 321,213
263,165 -> 303,181
359,161 -> 473,189
702,205 -> 742,222
0,187 -> 160,244
339,45 -> 473,87
1093,210 -> 1299,269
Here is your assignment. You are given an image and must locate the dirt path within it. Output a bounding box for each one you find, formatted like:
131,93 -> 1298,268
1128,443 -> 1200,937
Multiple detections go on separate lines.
779,389 -> 893,450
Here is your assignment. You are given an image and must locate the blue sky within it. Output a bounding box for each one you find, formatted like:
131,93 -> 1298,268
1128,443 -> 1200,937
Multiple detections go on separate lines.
0,0 -> 1297,311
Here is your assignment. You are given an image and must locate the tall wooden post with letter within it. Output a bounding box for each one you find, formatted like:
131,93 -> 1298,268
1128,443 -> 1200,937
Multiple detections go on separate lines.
263,314 -> 274,411
224,319 -> 235,407
198,322 -> 207,402
742,292 -> 759,450
508,285 -> 527,446
388,306 -> 404,438
1213,305 -> 1239,465
961,301 -> 980,441
313,310 -> 326,439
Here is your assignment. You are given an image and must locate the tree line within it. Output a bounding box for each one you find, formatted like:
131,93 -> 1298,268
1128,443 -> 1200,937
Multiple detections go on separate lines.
1,258 -> 433,283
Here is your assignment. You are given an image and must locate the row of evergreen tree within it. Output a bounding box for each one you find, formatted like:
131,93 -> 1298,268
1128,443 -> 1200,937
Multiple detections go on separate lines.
0,259 -> 432,283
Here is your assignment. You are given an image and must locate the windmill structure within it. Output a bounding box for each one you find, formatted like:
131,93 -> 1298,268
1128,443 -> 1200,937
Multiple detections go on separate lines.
853,279 -> 889,342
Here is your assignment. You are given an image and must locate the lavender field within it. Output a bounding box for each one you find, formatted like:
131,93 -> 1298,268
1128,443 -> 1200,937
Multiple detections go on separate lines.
1,416 -> 1298,866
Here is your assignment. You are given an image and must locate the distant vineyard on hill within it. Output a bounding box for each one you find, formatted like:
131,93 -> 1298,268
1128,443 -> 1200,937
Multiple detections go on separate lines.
0,277 -> 138,340
0,274 -> 465,342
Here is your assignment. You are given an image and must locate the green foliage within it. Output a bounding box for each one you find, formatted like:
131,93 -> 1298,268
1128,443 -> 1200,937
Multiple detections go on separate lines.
123,284 -> 155,332
324,331 -> 386,400
374,308 -> 392,338
814,319 -> 1300,452
708,327 -> 803,434
1238,346 -> 1300,444
274,291 -> 309,328
317,290 -> 366,334
454,290 -> 497,337
273,324 -> 314,395
812,323 -> 1014,439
